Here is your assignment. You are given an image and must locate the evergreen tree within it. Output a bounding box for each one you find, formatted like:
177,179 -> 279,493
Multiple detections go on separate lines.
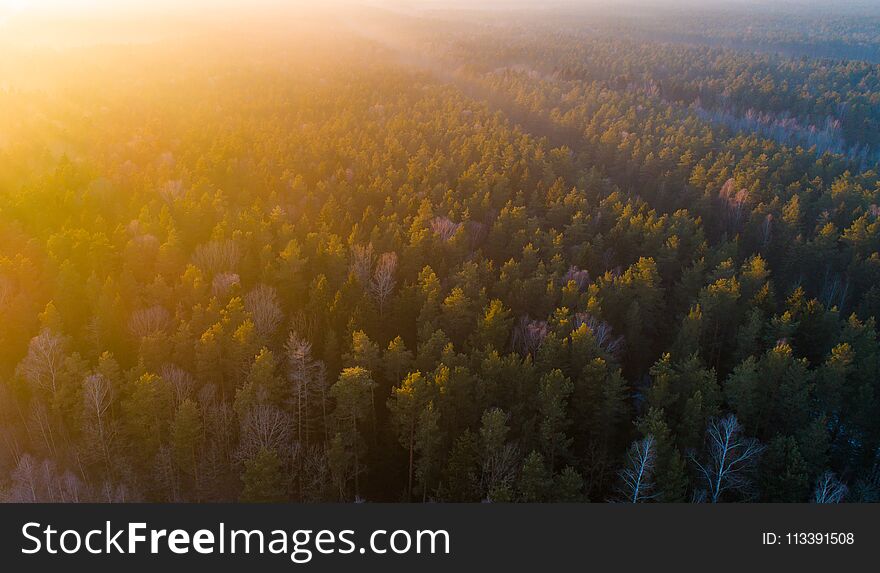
330,367 -> 375,500
518,451 -> 551,502
241,448 -> 285,503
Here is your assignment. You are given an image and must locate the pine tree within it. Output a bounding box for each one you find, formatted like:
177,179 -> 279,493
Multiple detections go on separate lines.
440,430 -> 481,502
383,336 -> 414,386
330,367 -> 375,500
172,399 -> 203,498
414,402 -> 442,501
555,466 -> 586,502
474,299 -> 513,351
537,369 -> 574,470
518,451 -> 551,502
637,407 -> 688,502
479,408 -> 518,501
241,448 -> 285,503
387,371 -> 434,500
760,435 -> 810,502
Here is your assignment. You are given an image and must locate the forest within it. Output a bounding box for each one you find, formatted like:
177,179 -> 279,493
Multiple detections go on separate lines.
1,1 -> 879,503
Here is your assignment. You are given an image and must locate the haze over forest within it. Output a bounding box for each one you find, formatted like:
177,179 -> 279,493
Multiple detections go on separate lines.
1,1 -> 879,503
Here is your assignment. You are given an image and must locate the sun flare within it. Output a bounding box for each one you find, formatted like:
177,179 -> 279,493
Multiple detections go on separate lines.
1,0 -> 880,507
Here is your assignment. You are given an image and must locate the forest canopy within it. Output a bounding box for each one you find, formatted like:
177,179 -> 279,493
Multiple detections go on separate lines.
1,1 -> 879,503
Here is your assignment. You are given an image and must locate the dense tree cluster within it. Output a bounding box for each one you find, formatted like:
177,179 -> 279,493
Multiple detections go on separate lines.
443,19 -> 880,164
1,5 -> 879,503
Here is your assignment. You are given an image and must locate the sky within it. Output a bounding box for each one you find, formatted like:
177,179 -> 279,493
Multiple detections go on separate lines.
0,0 -> 290,13
0,0 -> 863,21
0,0 -> 770,14
0,0 -> 309,27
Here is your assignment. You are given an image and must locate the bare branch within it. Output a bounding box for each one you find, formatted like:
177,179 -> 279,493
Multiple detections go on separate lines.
17,330 -> 66,394
615,435 -> 657,503
349,243 -> 374,285
691,414 -> 764,503
238,405 -> 291,461
211,272 -> 241,297
814,471 -> 848,504
159,364 -> 195,408
128,306 -> 172,338
369,252 -> 397,316
192,239 -> 242,275
245,284 -> 283,337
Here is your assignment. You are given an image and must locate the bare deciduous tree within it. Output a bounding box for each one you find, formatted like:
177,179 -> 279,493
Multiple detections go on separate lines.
211,271 -> 241,297
718,178 -> 749,231
574,312 -> 625,357
159,364 -> 195,408
198,382 -> 235,462
814,471 -> 848,503
158,179 -> 184,203
83,374 -> 112,419
28,402 -> 57,458
5,456 -> 98,503
512,316 -> 548,356
8,453 -> 38,502
128,305 -> 172,338
59,471 -> 84,503
0,384 -> 23,464
466,220 -> 488,250
285,332 -> 327,448
245,284 -> 283,337
431,216 -> 462,242
478,408 -> 519,501
349,243 -> 374,285
563,266 -> 591,291
615,435 -> 657,503
761,213 -> 773,247
101,480 -> 131,503
192,239 -> 242,275
238,405 -> 291,461
83,373 -> 114,471
289,311 -> 316,345
301,445 -> 332,502
128,233 -> 160,255
155,445 -> 180,502
691,415 -> 764,503
40,459 -> 58,501
18,330 -> 66,394
369,251 -> 397,316
482,443 -> 519,501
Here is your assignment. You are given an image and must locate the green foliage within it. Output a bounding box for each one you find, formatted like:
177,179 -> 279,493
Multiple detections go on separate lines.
475,299 -> 514,351
2,5 -> 880,503
241,448 -> 286,503
172,399 -> 203,478
518,451 -> 552,502
330,367 -> 375,499
537,369 -> 574,470
440,430 -> 482,502
760,435 -> 810,502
